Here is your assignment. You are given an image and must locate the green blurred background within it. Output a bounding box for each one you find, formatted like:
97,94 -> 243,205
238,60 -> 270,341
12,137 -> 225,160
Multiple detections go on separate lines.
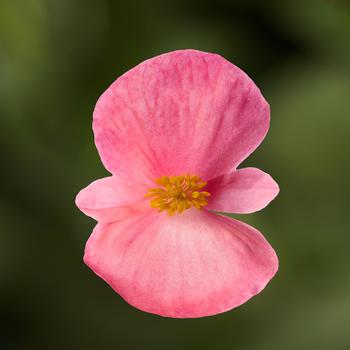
1,0 -> 350,349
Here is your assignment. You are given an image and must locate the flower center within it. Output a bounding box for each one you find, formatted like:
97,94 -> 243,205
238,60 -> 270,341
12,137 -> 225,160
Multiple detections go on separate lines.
145,175 -> 211,215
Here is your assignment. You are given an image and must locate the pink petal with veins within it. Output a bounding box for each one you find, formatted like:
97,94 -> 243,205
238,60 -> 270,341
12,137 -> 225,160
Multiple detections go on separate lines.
76,176 -> 150,222
84,209 -> 278,318
206,168 -> 279,214
93,50 -> 269,180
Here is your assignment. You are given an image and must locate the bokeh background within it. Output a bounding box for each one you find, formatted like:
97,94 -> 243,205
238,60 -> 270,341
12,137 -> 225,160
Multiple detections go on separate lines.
1,0 -> 350,349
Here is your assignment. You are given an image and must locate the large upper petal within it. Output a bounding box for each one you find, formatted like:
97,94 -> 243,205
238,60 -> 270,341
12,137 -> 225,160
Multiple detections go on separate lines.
84,209 -> 278,318
75,176 -> 150,222
206,167 -> 279,214
93,49 -> 269,181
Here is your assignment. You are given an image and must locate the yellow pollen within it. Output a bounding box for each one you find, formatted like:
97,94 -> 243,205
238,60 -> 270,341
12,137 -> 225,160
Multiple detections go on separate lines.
145,175 -> 211,215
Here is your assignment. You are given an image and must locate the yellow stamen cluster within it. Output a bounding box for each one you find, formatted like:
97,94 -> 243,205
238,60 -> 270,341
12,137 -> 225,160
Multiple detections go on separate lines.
145,175 -> 211,215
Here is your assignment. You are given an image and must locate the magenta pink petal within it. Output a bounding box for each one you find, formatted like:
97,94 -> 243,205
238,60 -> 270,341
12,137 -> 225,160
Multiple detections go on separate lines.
93,49 -> 269,180
206,167 -> 279,214
84,209 -> 278,318
75,176 -> 150,222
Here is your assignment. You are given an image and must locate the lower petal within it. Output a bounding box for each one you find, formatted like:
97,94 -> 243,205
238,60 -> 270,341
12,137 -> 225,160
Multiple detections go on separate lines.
84,209 -> 278,318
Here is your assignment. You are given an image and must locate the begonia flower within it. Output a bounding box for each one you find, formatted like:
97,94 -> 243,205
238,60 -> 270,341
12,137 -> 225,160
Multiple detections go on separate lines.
76,49 -> 279,318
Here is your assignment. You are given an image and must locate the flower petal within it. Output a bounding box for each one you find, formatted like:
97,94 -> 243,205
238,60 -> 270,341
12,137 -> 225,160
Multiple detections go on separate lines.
206,167 -> 279,214
84,209 -> 278,318
93,49 -> 269,180
75,176 -> 150,222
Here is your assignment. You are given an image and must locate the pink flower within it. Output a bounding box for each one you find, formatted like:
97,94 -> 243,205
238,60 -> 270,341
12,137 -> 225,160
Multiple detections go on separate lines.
76,49 -> 279,318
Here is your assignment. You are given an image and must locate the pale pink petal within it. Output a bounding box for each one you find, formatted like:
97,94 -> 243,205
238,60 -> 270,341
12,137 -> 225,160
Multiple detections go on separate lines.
75,176 -> 150,222
206,168 -> 279,214
93,49 -> 269,180
84,209 -> 278,318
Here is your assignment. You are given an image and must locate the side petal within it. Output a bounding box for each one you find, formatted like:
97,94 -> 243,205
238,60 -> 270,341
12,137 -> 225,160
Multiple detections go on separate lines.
93,49 -> 269,180
84,209 -> 278,318
206,168 -> 279,214
75,176 -> 150,222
